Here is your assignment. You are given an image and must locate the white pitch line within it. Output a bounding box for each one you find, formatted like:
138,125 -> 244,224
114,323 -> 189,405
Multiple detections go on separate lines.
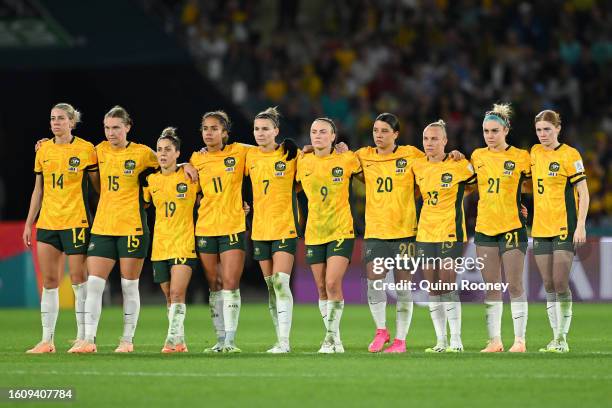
3,370 -> 612,381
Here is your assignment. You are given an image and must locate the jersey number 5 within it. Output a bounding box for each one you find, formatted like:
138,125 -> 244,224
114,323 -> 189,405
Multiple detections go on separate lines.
537,178 -> 544,194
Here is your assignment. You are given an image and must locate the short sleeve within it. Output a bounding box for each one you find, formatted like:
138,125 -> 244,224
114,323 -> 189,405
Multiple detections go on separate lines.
244,151 -> 251,176
458,160 -> 476,184
565,148 -> 586,185
411,146 -> 426,159
85,145 -> 98,172
34,147 -> 43,174
469,150 -> 479,174
520,150 -> 531,179
350,152 -> 362,175
295,156 -> 303,182
142,176 -> 152,203
143,147 -> 159,169
142,186 -> 151,204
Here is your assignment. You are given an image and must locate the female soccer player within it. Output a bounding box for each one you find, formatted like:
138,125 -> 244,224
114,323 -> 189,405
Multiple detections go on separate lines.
296,117 -> 362,353
72,106 -> 196,353
531,110 -> 589,353
412,120 -> 476,353
472,104 -> 531,353
24,103 -> 99,353
354,113 -> 424,353
143,127 -> 199,353
190,111 -> 251,353
245,107 -> 299,353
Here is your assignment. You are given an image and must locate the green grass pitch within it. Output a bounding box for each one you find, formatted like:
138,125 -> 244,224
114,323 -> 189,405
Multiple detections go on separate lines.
1,303 -> 611,407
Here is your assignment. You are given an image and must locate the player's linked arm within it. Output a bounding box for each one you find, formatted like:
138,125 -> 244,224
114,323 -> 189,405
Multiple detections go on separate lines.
88,171 -> 101,194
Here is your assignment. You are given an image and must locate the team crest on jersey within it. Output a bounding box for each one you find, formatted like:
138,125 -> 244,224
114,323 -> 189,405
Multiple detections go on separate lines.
224,157 -> 236,172
441,173 -> 453,188
332,167 -> 344,182
176,182 -> 188,199
396,158 -> 407,173
124,159 -> 136,175
274,161 -> 286,176
548,161 -> 560,176
68,156 -> 80,172
503,160 -> 515,176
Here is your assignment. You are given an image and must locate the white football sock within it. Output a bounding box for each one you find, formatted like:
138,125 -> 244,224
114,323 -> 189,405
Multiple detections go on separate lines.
209,291 -> 225,343
274,273 -> 293,344
556,290 -> 572,341
442,291 -> 462,342
84,275 -> 106,343
319,299 -> 329,330
222,289 -> 241,345
120,278 -> 140,343
41,287 -> 59,343
484,300 -> 503,341
72,282 -> 87,341
395,289 -> 413,341
510,294 -> 528,340
428,295 -> 447,343
326,300 -> 344,342
545,291 -> 558,339
166,303 -> 186,345
264,275 -> 279,341
367,279 -> 387,330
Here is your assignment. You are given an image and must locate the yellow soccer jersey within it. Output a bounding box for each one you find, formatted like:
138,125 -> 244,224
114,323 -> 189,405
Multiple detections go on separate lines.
91,141 -> 159,236
357,145 -> 425,239
245,146 -> 299,241
190,143 -> 251,236
471,146 -> 531,236
143,167 -> 200,260
530,143 -> 586,237
34,136 -> 98,230
296,150 -> 362,245
412,155 -> 476,242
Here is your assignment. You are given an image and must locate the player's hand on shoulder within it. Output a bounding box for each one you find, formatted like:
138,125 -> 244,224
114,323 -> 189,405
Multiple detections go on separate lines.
334,142 -> 349,153
301,144 -> 314,156
449,150 -> 465,160
35,138 -> 50,152
183,163 -> 199,183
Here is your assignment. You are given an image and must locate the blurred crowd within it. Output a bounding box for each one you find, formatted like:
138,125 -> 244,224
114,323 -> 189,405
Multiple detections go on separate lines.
151,0 -> 611,227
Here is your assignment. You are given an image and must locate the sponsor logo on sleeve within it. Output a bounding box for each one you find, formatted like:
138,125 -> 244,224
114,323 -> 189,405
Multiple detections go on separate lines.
573,160 -> 584,173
